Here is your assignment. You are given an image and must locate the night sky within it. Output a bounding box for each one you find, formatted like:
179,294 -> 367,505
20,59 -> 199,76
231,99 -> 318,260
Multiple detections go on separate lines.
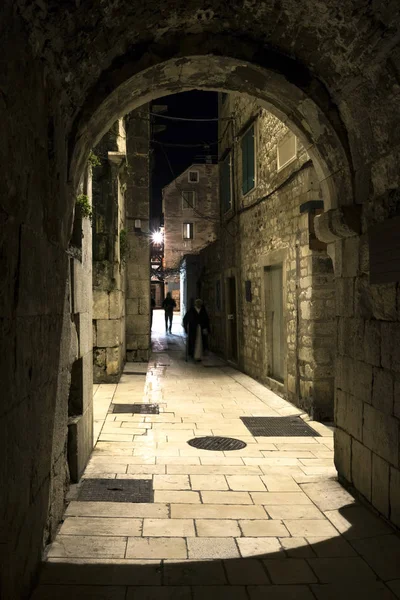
150,90 -> 218,225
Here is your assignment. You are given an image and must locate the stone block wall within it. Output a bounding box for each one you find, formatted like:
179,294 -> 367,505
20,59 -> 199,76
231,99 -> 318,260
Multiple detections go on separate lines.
67,167 -> 94,483
196,95 -> 336,419
92,120 -> 127,382
125,108 -> 151,362
320,213 -> 400,528
163,163 -> 220,270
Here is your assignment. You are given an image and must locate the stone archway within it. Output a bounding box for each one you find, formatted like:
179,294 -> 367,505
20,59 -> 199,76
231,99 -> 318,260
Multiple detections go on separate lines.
70,50 -> 354,214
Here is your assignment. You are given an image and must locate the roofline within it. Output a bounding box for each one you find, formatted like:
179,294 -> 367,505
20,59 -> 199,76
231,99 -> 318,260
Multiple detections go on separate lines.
162,162 -> 218,192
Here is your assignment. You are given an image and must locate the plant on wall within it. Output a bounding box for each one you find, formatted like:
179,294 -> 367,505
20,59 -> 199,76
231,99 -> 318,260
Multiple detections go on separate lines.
119,229 -> 128,261
88,151 -> 101,168
76,194 -> 93,221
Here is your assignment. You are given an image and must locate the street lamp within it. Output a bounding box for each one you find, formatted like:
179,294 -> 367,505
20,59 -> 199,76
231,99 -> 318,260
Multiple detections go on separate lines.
151,230 -> 163,245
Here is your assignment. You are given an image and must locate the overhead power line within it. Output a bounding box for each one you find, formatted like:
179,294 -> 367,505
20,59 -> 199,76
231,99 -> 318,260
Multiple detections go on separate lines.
149,112 -> 232,122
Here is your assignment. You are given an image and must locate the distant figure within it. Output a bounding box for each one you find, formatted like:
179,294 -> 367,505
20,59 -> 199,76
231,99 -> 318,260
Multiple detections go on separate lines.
150,295 -> 156,330
183,298 -> 210,361
162,292 -> 176,333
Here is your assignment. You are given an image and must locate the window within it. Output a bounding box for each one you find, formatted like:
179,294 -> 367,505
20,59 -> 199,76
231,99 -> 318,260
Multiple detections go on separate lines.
241,124 -> 255,195
277,132 -> 297,170
188,170 -> 199,183
220,152 -> 232,214
183,223 -> 194,239
182,191 -> 196,210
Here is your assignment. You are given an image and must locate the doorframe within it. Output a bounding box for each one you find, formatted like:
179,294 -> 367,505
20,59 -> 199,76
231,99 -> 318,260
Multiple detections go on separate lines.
259,248 -> 288,393
224,267 -> 240,366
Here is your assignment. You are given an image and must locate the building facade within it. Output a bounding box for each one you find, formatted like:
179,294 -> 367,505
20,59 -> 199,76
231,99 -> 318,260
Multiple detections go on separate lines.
162,163 -> 219,309
194,94 -> 336,421
92,108 -> 151,380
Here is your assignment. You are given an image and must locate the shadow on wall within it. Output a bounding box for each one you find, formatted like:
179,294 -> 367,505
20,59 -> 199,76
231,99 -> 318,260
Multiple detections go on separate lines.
30,499 -> 398,599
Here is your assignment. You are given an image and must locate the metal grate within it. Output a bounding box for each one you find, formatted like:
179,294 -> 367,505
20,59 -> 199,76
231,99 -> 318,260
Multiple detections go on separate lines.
187,436 -> 247,451
240,416 -> 321,437
77,479 -> 153,503
111,404 -> 160,414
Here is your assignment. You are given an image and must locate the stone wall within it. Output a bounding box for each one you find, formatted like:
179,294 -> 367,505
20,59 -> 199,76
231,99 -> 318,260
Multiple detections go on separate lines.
2,3 -> 400,596
125,108 -> 151,362
92,120 -> 127,382
197,95 -> 336,420
163,164 -> 219,271
67,167 -> 94,483
316,205 -> 400,528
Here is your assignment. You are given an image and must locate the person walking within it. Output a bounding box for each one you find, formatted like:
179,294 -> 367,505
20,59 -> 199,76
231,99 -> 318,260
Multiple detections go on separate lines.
183,298 -> 210,361
162,292 -> 176,333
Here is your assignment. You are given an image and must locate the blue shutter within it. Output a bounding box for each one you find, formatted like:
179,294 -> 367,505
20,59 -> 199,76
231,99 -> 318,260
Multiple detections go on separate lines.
241,135 -> 248,195
247,126 -> 255,191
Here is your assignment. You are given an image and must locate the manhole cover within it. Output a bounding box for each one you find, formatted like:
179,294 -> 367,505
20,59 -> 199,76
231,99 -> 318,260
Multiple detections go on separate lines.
187,436 -> 247,451
111,404 -> 160,414
77,479 -> 153,502
241,416 -> 321,437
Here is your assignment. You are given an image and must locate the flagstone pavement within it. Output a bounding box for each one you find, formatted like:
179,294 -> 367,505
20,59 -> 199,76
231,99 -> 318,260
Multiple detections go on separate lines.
31,311 -> 400,599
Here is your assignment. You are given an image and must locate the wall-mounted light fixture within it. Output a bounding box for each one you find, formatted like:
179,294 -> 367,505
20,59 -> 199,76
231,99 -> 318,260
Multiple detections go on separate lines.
134,219 -> 142,231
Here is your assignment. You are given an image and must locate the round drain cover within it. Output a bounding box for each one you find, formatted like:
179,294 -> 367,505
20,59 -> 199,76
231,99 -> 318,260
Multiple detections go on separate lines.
187,436 -> 247,451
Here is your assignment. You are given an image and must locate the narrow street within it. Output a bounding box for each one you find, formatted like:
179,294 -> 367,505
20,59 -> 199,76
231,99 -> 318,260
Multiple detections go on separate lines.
32,311 -> 399,599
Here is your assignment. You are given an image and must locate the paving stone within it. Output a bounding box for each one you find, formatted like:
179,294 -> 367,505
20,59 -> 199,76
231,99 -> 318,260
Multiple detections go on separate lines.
167,465 -> 263,475
195,519 -> 241,537
306,535 -> 357,557
143,519 -> 195,537
126,537 -> 187,559
224,558 -> 270,584
263,558 -> 318,584
153,475 -> 191,490
261,476 -> 301,491
284,519 -> 338,537
324,505 -> 393,539
190,475 -> 229,490
47,535 -> 127,559
154,490 -> 201,504
266,505 -> 325,520
279,537 -> 315,558
227,476 -> 266,491
40,559 -> 162,585
311,582 -> 397,600
248,585 -> 316,600
65,502 -> 168,519
236,537 -> 283,558
201,491 -> 253,504
187,537 -> 240,559
192,586 -> 248,600
350,534 -> 400,580
127,465 -> 167,474
126,587 -> 191,600
60,517 -> 142,537
307,556 -> 377,582
251,492 -> 312,505
300,480 -> 357,511
164,560 -> 227,585
31,585 -> 127,600
387,581 -> 400,598
239,520 -> 290,537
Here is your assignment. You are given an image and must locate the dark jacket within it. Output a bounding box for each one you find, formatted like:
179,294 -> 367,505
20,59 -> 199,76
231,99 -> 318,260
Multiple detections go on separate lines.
183,306 -> 210,356
162,296 -> 176,312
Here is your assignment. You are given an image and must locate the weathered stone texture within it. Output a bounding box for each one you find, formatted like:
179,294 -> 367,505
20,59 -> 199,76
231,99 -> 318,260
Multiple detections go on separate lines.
2,1 -> 400,596
124,109 -> 151,361
92,119 -> 127,383
198,96 -> 335,420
